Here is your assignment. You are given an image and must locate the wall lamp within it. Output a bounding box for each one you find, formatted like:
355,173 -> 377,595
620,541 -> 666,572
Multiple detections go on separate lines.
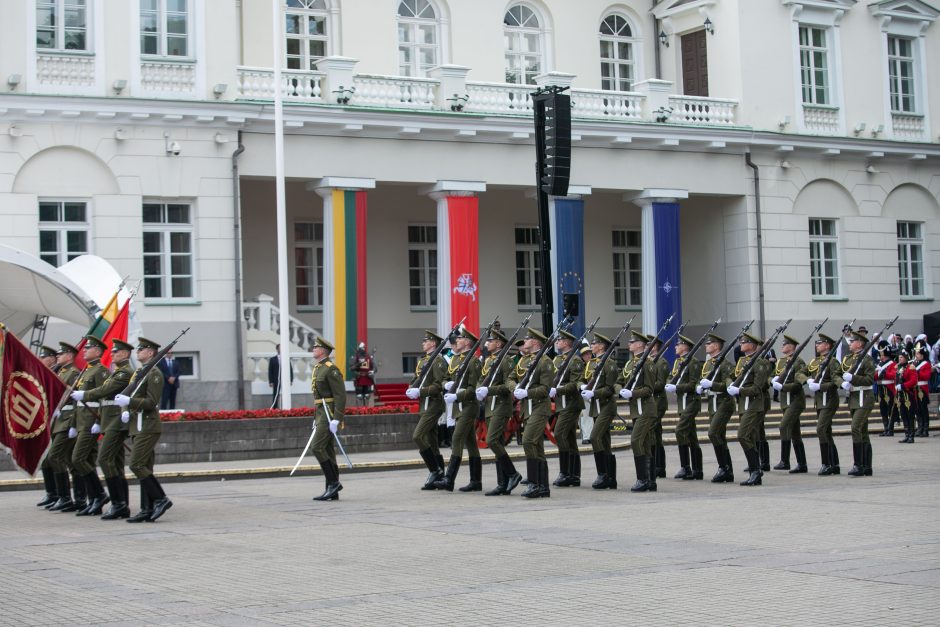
853,122 -> 867,136
659,30 -> 669,47
7,74 -> 22,90
164,131 -> 181,156
212,83 -> 228,98
332,85 -> 355,105
446,93 -> 469,112
112,79 -> 127,95
704,17 -> 715,35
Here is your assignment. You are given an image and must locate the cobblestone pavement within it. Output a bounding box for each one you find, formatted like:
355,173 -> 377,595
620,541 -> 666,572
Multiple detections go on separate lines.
2,435 -> 937,626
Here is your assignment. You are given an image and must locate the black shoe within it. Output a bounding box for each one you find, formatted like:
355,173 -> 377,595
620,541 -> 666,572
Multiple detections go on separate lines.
459,457 -> 482,492
863,442 -> 873,476
126,510 -> 154,523
314,482 -> 342,501
48,497 -> 74,512
591,451 -> 609,489
607,454 -> 618,490
37,493 -> 58,508
505,468 -> 523,494
630,456 -> 651,492
789,465 -> 808,474
773,460 -> 791,470
790,440 -> 808,473
84,494 -> 111,516
674,466 -> 692,479
553,452 -> 569,487
101,503 -> 130,520
150,498 -> 173,521
521,459 -> 541,498
741,470 -> 763,486
848,442 -> 863,477
422,469 -> 444,490
458,481 -> 482,492
432,456 -> 461,492
486,460 -> 507,496
689,447 -> 704,480
740,450 -> 762,486
647,456 -> 658,492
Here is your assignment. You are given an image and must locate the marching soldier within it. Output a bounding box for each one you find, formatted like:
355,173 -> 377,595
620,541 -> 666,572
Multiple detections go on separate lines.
912,346 -> 931,437
895,349 -> 918,443
578,344 -> 594,444
699,334 -> 735,483
310,337 -> 346,501
47,343 -> 85,511
664,334 -> 703,479
437,328 -> 484,492
406,331 -> 447,490
80,339 -> 135,519
549,329 -> 586,487
511,328 -> 555,498
115,337 -> 172,522
802,333 -> 843,475
580,333 -> 618,489
771,335 -> 808,473
69,336 -> 110,516
840,330 -> 876,476
647,336 -> 669,478
35,345 -> 60,507
616,330 -> 659,492
876,347 -> 897,437
726,332 -> 771,486
476,329 -> 523,495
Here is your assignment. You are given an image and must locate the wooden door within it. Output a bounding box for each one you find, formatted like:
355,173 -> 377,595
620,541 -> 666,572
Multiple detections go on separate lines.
681,30 -> 708,97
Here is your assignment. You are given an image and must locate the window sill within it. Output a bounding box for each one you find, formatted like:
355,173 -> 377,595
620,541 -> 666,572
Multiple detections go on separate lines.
803,103 -> 839,111
409,307 -> 437,313
140,56 -> 197,64
297,306 -> 323,313
37,50 -> 94,58
891,111 -> 924,118
812,295 -> 847,302
901,295 -> 933,302
615,306 -> 642,312
518,306 -> 542,312
143,299 -> 202,306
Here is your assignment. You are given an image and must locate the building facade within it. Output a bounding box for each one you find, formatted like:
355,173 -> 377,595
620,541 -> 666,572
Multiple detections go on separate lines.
0,0 -> 938,409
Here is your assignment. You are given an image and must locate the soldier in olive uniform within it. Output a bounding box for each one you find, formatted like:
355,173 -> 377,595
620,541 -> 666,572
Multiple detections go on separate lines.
770,335 -> 808,473
580,333 -> 619,489
647,336 -> 670,478
801,334 -> 843,475
549,329 -> 586,487
664,334 -> 703,480
840,330 -> 876,476
699,334 -> 736,483
437,328 -> 483,492
68,336 -> 111,516
35,345 -> 61,507
476,329 -> 523,495
309,337 -> 346,501
81,339 -> 135,519
511,328 -> 555,498
406,331 -> 448,489
726,332 -> 771,486
47,343 -> 86,511
616,330 -> 660,492
115,337 -> 171,523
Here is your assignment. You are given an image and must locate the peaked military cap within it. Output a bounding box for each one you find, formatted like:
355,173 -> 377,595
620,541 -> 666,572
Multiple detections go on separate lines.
579,343 -> 593,355
459,327 -> 479,343
39,345 -> 57,358
83,335 -> 107,351
111,339 -> 134,352
646,334 -> 663,345
677,334 -> 694,347
816,333 -> 836,345
741,332 -> 762,345
488,328 -> 508,343
136,336 -> 161,351
558,329 -> 578,342
514,339 -> 525,348
526,328 -> 548,343
423,330 -> 443,343
704,333 -> 725,345
848,330 -> 868,343
628,330 -> 648,343
593,332 -> 613,345
314,336 -> 335,351
58,341 -> 79,355
782,334 -> 799,346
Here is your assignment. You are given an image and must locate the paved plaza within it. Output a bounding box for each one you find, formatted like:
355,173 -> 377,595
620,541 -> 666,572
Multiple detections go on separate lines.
1,435 -> 938,626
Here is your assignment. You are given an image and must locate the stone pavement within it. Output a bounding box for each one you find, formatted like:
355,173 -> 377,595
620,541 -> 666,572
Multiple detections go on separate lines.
1,435 -> 938,626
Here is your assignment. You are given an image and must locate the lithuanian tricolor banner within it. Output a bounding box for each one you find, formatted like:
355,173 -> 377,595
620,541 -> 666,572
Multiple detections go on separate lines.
73,290 -> 129,369
328,189 -> 368,379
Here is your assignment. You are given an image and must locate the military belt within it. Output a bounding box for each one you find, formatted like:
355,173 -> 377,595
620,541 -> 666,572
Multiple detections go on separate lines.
62,404 -> 74,410
316,397 -> 335,404
82,402 -> 101,408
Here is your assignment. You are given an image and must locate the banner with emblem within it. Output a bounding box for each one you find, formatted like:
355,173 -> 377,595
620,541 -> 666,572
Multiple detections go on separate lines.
654,202 -> 682,362
448,196 -> 479,333
552,197 -> 585,335
0,326 -> 66,475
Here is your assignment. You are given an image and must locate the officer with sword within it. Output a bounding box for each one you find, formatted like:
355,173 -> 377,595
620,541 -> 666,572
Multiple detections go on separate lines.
305,337 -> 348,501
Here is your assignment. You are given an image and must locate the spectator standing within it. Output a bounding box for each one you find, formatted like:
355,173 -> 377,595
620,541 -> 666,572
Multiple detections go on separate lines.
157,351 -> 182,410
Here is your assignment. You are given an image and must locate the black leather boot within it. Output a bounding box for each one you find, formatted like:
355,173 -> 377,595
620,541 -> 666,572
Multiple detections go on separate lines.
689,446 -> 703,480
818,442 -> 834,475
521,458 -> 541,498
538,460 -> 551,498
553,451 -> 569,487
740,449 -> 763,486
655,446 -> 666,478
829,443 -> 840,475
313,459 -> 335,500
37,467 -> 57,507
591,451 -> 609,489
61,470 -> 86,513
485,460 -> 507,496
76,473 -> 104,516
630,455 -> 650,492
710,444 -> 728,483
863,442 -> 873,476
48,472 -> 73,511
433,455 -> 461,491
647,456 -> 658,492
101,476 -> 130,520
774,440 -> 791,470
847,442 -> 864,476
419,449 -> 442,490
458,456 -> 482,492
320,461 -> 343,500
146,476 -> 173,521
127,487 -> 153,523
789,440 -> 808,473
722,446 -> 735,483
607,453 -> 617,489
759,440 -> 771,472
503,455 -> 523,494
674,445 -> 691,479
569,453 -> 581,486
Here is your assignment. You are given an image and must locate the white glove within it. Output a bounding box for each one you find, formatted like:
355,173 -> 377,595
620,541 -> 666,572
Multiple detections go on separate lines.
808,381 -> 821,392
772,381 -> 784,391
581,389 -> 595,400
727,385 -> 740,397
120,411 -> 130,424
549,387 -> 557,399
842,372 -> 853,383
772,376 -> 780,385
841,381 -> 853,391
664,383 -> 677,394
513,388 -> 528,400
68,427 -> 77,439
475,386 -> 488,402
53,409 -> 61,420
699,378 -> 713,389
405,387 -> 420,400
90,423 -> 101,435
444,393 -> 457,404
114,394 -> 131,408
695,385 -> 703,395
70,390 -> 84,402
895,384 -> 902,392
619,388 -> 632,400
443,381 -> 454,392
329,419 -> 339,434
580,384 -> 588,391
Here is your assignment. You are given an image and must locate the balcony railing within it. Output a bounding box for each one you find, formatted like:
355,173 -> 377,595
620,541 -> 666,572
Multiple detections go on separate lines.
237,66 -> 325,102
36,52 -> 96,88
465,81 -> 535,115
802,104 -> 841,135
669,95 -> 737,126
571,88 -> 644,121
352,74 -> 438,110
140,59 -> 196,95
891,112 -> 926,141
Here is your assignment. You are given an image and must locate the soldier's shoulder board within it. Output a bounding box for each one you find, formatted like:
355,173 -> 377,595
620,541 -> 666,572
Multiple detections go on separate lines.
324,360 -> 333,367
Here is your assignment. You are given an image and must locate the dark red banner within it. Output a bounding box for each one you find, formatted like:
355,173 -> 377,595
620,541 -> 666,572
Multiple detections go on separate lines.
0,328 -> 65,475
448,196 -> 479,334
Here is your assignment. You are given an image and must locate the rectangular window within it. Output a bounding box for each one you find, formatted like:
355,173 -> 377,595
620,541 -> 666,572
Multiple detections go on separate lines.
515,226 -> 541,308
143,202 -> 194,299
37,0 -> 88,51
808,218 -> 839,297
171,352 -> 198,379
799,25 -> 829,105
38,200 -> 89,266
888,36 -> 916,113
401,352 -> 422,377
294,222 -> 323,309
285,5 -> 328,70
408,224 -> 437,309
897,221 -> 925,297
141,0 -> 189,57
612,229 -> 641,308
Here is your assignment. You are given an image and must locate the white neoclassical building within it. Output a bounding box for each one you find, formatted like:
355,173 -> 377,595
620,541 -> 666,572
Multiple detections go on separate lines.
0,0 -> 938,409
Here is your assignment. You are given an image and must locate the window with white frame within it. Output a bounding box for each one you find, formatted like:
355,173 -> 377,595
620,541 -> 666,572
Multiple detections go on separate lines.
503,4 -> 543,85
170,352 -> 198,379
897,221 -> 925,297
140,0 -> 190,57
285,0 -> 329,70
408,224 -> 437,309
799,25 -> 830,105
808,218 -> 839,297
515,226 -> 541,307
612,229 -> 641,308
397,0 -> 439,77
143,202 -> 194,299
294,222 -> 323,309
599,14 -> 635,92
887,36 -> 917,113
38,200 -> 89,267
36,0 -> 89,51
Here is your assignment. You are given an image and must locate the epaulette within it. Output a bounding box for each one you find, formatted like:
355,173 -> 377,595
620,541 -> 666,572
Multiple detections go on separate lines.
324,360 -> 333,367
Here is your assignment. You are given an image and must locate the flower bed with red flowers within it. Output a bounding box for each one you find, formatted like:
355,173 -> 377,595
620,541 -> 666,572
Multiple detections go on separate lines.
160,403 -> 419,422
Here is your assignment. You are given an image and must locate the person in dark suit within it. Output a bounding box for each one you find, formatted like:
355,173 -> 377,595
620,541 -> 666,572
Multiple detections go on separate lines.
157,351 -> 182,410
268,344 -> 294,408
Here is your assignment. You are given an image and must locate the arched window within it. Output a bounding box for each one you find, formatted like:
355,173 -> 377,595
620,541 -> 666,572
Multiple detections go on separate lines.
599,14 -> 635,91
285,0 -> 329,70
504,4 -> 543,85
397,0 -> 440,77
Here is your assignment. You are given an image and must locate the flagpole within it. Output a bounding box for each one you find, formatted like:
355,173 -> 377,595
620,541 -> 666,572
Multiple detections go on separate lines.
272,0 -> 292,409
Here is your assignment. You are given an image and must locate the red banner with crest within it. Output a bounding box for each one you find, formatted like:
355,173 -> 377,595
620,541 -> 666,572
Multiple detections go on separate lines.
448,196 -> 480,334
0,328 -> 65,475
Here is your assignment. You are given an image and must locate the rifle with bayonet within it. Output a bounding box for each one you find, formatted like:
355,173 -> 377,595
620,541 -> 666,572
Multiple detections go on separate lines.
670,318 -> 721,385
412,317 -> 466,389
624,314 -> 675,391
517,316 -> 573,391
656,319 -> 689,366
815,318 -> 854,386
847,316 -> 899,377
552,316 -> 600,388
479,314 -> 532,387
587,314 -> 637,391
730,319 -> 792,388
702,320 -> 755,383
778,318 -> 828,384
451,316 -> 499,392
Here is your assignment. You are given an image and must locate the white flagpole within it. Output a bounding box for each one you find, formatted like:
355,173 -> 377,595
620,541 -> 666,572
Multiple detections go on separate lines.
273,0 -> 292,409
